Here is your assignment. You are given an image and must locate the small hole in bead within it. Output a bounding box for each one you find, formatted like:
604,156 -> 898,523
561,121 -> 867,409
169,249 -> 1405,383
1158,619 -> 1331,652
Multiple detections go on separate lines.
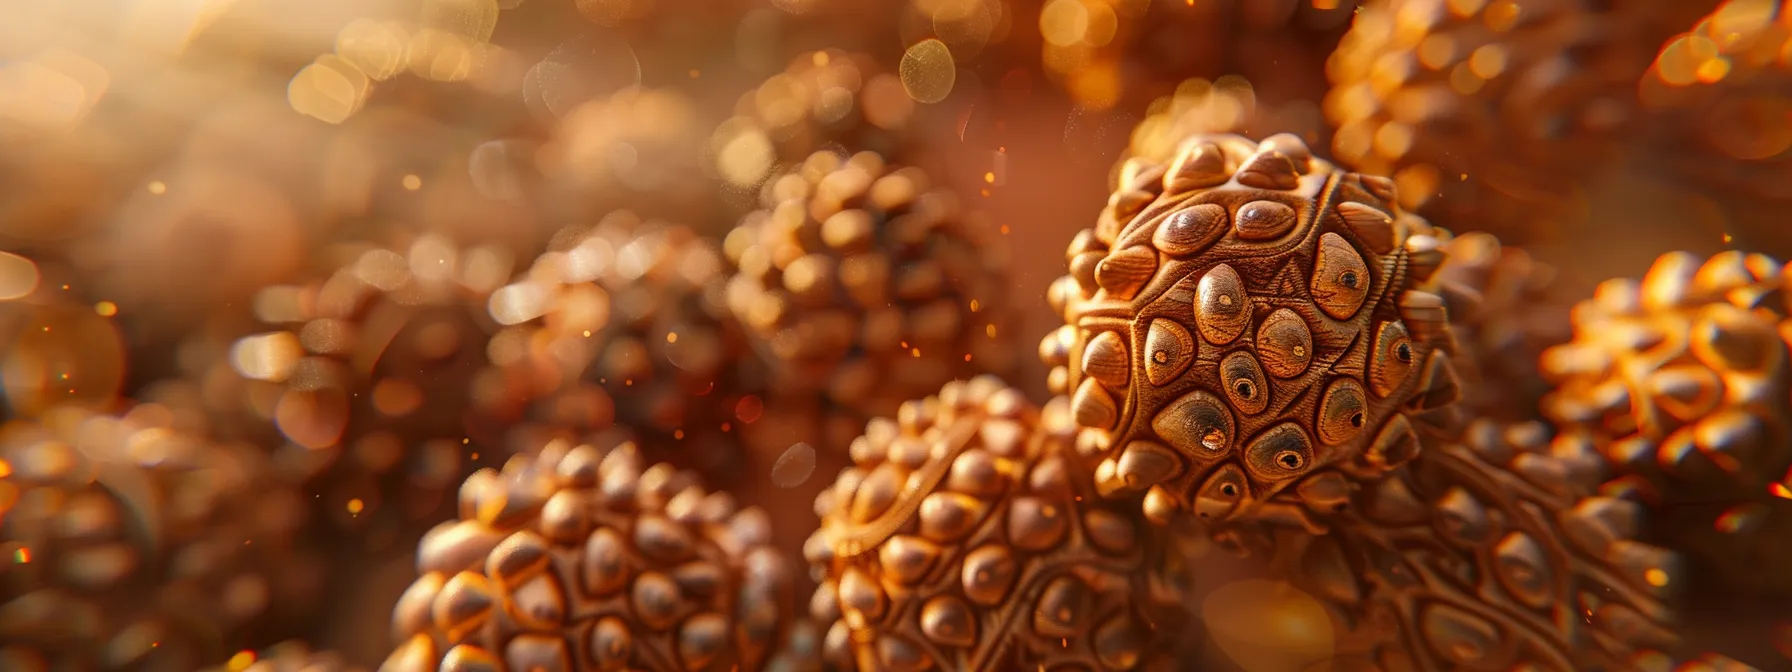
1339,271 -> 1360,289
1395,342 -> 1413,363
1349,412 -> 1364,428
1275,451 -> 1305,470
1220,483 -> 1238,497
1234,380 -> 1254,398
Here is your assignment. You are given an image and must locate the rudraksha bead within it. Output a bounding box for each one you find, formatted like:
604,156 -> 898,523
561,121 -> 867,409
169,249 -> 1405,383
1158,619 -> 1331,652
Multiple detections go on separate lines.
724,151 -> 1013,448
381,436 -> 790,672
1541,250 -> 1792,594
0,406 -> 324,671
806,376 -> 1193,671
1043,132 -> 1463,529
233,236 -> 509,547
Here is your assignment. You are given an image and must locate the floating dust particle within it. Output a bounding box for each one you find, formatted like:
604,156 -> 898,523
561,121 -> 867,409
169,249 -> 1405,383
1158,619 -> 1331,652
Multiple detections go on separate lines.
347,498 -> 365,515
402,174 -> 422,190
93,301 -> 116,316
771,442 -> 817,488
146,181 -> 166,194
899,39 -> 956,104
227,651 -> 256,671
0,252 -> 41,300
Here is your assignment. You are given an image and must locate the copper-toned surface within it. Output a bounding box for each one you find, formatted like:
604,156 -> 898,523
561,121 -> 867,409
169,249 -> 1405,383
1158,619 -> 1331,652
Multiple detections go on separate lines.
724,150 -> 1014,447
805,376 -> 1193,670
1045,131 -> 1460,528
381,436 -> 790,672
0,406 -> 324,671
1542,250 -> 1792,595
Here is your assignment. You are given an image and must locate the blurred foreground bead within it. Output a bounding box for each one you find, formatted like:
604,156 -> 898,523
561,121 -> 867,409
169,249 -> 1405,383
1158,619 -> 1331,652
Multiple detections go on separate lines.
382,436 -> 789,672
0,406 -> 324,670
1638,0 -> 1792,252
1259,418 -> 1681,669
1324,0 -> 1694,244
1046,132 -> 1462,529
1431,232 -> 1575,421
237,236 -> 510,547
201,642 -> 362,672
0,260 -> 128,419
711,51 -> 919,193
806,376 -> 1193,670
1634,651 -> 1767,672
480,212 -> 754,475
1541,250 -> 1792,594
724,151 -> 1013,445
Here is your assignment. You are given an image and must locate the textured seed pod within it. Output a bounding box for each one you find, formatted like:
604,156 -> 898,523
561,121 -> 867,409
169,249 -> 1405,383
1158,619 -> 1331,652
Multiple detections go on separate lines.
1323,0 -> 1699,244
710,51 -> 921,193
723,151 -> 1013,444
1430,232 -> 1576,421
479,212 -> 762,477
1046,132 -> 1464,532
380,436 -> 790,672
199,642 -> 363,672
233,235 -> 510,548
1637,0 -> 1792,251
806,376 -> 1194,670
1540,250 -> 1792,594
0,406 -> 325,671
1244,417 -> 1682,670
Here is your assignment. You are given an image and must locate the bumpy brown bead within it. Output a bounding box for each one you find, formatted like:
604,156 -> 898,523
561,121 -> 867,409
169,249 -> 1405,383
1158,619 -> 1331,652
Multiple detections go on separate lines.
1046,132 -> 1463,532
806,376 -> 1193,671
1637,0 -> 1792,251
723,151 -> 1013,444
0,406 -> 325,671
711,51 -> 921,193
382,436 -> 789,672
1541,250 -> 1792,594
480,212 -> 760,476
234,236 -> 509,546
1431,232 -> 1576,421
1324,0 -> 1699,244
1252,417 -> 1682,670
